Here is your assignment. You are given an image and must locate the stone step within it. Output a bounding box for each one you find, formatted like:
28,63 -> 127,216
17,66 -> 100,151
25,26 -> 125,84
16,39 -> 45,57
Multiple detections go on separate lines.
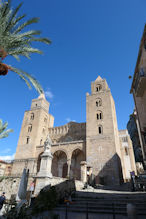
55,206 -> 127,215
55,204 -> 146,215
72,198 -> 146,204
60,202 -> 146,208
58,203 -> 146,210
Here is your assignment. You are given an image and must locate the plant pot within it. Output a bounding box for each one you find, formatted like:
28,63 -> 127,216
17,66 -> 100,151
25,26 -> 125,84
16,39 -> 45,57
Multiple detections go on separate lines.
0,63 -> 9,75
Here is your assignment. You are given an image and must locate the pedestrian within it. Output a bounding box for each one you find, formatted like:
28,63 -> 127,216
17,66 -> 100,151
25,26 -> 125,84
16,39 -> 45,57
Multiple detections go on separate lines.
0,192 -> 6,211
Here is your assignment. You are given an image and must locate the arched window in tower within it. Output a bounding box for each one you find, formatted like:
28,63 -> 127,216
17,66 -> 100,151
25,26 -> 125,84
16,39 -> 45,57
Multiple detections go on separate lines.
30,113 -> 34,120
26,136 -> 30,144
96,98 -> 102,107
40,139 -> 43,145
125,147 -> 128,156
96,84 -> 102,92
42,128 -> 46,134
97,111 -> 103,120
44,117 -> 47,123
98,125 -> 103,134
28,124 -> 32,132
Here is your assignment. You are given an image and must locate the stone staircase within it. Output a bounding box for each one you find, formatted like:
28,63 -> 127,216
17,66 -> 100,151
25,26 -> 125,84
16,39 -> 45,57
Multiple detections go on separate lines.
54,190 -> 146,219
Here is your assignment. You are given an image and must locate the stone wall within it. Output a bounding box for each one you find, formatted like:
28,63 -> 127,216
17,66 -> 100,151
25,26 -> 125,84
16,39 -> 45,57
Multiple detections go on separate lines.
0,176 -> 84,200
0,176 -> 34,200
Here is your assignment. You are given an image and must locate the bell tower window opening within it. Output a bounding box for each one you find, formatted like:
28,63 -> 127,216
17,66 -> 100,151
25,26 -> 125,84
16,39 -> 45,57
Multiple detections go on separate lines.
28,125 -> 32,132
125,147 -> 128,156
96,84 -> 101,92
97,111 -> 103,120
96,99 -> 102,107
30,113 -> 34,120
26,136 -> 30,144
98,126 -> 103,134
42,128 -> 46,134
40,139 -> 43,145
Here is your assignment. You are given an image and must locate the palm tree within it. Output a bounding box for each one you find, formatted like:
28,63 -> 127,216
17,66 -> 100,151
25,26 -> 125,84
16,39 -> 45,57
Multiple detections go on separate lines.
0,119 -> 13,139
0,0 -> 51,94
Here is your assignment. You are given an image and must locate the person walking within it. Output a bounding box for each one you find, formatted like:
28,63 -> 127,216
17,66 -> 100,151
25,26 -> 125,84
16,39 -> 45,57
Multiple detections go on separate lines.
0,192 -> 6,211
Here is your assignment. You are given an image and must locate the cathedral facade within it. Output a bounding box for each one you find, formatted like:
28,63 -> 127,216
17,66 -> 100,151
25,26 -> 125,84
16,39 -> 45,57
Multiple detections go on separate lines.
12,76 -> 136,185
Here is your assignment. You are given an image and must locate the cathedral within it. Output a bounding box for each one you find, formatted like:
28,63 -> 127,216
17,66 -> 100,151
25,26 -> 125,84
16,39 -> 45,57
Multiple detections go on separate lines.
11,76 -> 136,185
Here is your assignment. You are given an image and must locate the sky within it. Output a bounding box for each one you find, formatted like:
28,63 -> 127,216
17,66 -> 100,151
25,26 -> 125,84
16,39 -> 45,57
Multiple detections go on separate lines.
0,0 -> 146,160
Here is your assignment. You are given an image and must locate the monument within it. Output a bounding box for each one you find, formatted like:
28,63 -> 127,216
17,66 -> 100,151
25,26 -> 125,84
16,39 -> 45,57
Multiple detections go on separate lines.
34,135 -> 53,194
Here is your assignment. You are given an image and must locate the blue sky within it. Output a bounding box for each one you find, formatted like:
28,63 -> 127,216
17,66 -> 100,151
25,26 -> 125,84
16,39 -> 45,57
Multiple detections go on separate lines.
0,0 -> 146,160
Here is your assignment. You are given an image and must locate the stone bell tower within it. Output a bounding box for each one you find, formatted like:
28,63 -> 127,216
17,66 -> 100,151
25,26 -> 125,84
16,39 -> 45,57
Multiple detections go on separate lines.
86,76 -> 122,185
12,94 -> 54,176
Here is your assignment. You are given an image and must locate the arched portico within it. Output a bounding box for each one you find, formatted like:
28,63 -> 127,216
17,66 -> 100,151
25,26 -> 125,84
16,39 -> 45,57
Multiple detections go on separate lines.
37,152 -> 43,173
70,149 -> 84,180
51,150 -> 68,178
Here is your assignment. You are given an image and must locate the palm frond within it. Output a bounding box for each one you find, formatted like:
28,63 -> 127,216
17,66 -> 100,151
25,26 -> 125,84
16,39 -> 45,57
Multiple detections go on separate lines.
4,2 -> 23,33
0,0 -> 51,61
14,17 -> 39,34
0,128 -> 13,139
0,118 -> 13,139
9,65 -> 44,94
8,47 -> 43,56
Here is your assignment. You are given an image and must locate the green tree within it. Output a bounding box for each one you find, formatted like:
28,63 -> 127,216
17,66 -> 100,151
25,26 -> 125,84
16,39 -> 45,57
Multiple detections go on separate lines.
0,119 -> 13,139
0,0 -> 51,94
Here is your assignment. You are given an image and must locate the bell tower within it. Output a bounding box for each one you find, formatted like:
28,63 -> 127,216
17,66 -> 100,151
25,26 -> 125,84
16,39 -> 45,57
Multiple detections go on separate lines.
12,94 -> 54,176
86,76 -> 122,185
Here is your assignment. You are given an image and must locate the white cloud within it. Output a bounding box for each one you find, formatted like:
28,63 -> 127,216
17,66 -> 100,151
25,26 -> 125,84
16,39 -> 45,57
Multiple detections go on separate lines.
66,118 -> 76,123
0,153 -> 15,161
44,89 -> 54,99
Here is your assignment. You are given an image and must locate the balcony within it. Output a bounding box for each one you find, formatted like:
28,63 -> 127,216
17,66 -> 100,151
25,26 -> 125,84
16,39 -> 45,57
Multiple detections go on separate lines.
134,68 -> 146,97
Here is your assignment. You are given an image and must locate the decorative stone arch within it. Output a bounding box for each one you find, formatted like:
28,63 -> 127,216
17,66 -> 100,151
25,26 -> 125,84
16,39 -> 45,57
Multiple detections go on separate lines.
70,148 -> 85,180
51,150 -> 68,178
52,148 -> 69,158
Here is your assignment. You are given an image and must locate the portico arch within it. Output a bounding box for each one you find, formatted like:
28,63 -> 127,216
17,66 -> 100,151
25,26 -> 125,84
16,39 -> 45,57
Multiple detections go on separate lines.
70,149 -> 84,180
37,152 -> 43,173
51,150 -> 68,178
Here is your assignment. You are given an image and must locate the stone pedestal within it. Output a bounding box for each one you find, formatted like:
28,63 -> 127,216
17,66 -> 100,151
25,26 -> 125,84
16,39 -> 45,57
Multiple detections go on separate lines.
37,151 -> 53,178
34,150 -> 53,195
80,161 -> 87,183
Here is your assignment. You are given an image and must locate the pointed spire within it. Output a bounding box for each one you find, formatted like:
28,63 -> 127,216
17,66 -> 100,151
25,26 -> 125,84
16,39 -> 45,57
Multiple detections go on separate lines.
95,75 -> 102,81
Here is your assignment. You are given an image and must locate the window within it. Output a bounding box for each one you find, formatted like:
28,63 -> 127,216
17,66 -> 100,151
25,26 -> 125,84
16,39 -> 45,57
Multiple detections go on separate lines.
42,128 -> 46,134
97,111 -> 103,120
96,98 -> 102,107
44,117 -> 47,123
26,137 -> 30,144
28,124 -> 32,132
96,84 -> 101,92
98,125 -> 103,134
40,139 -> 43,145
30,113 -> 34,120
122,137 -> 128,142
125,147 -> 128,156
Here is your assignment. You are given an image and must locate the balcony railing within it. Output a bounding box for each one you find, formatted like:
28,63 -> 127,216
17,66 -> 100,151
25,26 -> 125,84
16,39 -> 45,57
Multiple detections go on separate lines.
134,68 -> 146,97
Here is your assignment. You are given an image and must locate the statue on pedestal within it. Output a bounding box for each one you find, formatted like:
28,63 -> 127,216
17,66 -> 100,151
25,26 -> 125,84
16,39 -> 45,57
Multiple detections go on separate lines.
44,135 -> 52,154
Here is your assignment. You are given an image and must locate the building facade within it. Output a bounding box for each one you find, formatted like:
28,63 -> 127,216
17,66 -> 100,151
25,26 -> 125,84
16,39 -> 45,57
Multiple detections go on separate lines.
130,25 -> 146,168
12,76 -> 136,185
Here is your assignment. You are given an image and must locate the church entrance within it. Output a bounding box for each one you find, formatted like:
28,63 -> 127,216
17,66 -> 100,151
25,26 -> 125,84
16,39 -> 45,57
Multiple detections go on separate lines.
70,149 -> 84,180
51,150 -> 68,178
